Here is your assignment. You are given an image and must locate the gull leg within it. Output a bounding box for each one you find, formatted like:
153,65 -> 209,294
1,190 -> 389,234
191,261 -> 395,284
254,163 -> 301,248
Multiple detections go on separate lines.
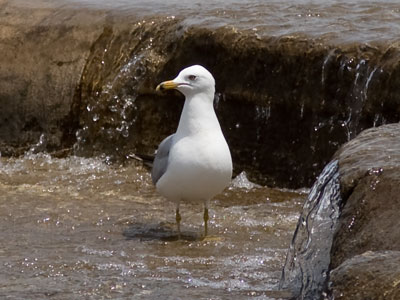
204,207 -> 209,237
203,200 -> 210,237
175,205 -> 181,239
202,204 -> 223,242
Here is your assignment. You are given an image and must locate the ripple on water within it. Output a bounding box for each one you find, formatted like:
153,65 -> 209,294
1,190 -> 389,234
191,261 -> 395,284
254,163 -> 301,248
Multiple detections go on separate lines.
63,0 -> 400,43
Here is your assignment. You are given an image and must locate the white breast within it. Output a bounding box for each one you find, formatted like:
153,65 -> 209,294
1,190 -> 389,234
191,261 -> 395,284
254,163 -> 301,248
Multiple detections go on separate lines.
156,131 -> 232,203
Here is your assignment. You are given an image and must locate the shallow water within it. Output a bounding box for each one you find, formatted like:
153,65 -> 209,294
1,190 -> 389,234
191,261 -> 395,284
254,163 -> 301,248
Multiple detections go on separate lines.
62,0 -> 400,43
0,153 -> 305,299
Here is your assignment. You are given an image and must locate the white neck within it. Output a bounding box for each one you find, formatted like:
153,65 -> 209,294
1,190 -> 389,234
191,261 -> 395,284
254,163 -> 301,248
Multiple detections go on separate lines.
176,91 -> 221,136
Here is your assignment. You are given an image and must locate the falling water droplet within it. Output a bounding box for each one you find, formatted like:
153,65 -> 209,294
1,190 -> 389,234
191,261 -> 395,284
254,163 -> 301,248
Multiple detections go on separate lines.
122,129 -> 129,138
109,105 -> 118,113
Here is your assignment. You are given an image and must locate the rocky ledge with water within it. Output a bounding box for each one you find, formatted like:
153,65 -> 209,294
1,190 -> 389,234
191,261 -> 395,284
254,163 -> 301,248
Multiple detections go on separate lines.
281,123 -> 400,299
1,0 -> 400,189
2,1 -> 400,299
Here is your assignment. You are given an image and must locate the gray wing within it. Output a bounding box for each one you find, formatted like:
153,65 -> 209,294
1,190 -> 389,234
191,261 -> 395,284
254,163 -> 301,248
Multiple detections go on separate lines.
151,134 -> 174,185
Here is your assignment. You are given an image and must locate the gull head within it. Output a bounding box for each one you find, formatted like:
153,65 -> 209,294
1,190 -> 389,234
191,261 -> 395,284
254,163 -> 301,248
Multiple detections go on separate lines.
156,65 -> 215,98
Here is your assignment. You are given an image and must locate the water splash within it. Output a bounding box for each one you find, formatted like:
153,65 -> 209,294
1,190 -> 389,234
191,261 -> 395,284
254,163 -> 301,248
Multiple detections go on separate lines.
73,56 -> 145,157
319,49 -> 387,142
255,104 -> 271,142
230,171 -> 261,190
280,160 -> 341,299
321,48 -> 337,86
26,133 -> 48,155
73,22 -> 161,161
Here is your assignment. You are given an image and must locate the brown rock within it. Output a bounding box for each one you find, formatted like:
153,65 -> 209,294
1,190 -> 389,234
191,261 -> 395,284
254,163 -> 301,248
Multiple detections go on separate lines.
0,0 -> 108,151
330,251 -> 400,300
330,169 -> 400,269
331,123 -> 400,269
324,124 -> 400,298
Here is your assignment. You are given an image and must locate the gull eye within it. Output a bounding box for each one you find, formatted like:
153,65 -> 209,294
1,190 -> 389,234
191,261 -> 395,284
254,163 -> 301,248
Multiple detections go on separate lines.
188,75 -> 197,81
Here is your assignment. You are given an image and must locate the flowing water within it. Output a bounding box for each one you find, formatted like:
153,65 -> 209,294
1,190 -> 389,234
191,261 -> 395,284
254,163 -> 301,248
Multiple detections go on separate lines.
0,153 -> 306,299
63,0 -> 399,44
280,160 -> 341,299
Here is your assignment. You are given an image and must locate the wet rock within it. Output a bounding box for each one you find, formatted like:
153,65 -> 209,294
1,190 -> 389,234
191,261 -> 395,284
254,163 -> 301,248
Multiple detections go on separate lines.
332,123 -> 400,269
280,123 -> 400,299
329,251 -> 400,299
0,0 -> 109,151
330,169 -> 400,269
72,17 -> 182,159
2,0 -> 400,189
327,123 -> 400,297
334,123 -> 400,197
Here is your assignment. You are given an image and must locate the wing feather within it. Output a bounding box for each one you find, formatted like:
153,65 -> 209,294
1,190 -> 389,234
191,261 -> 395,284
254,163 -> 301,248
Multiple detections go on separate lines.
151,134 -> 174,185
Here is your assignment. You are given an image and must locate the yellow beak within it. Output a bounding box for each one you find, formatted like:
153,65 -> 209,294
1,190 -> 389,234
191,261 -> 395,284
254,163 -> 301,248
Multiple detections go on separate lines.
156,80 -> 178,91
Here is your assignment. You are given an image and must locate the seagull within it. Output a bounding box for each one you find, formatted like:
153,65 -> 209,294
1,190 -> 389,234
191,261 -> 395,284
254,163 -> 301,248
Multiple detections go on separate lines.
153,65 -> 233,238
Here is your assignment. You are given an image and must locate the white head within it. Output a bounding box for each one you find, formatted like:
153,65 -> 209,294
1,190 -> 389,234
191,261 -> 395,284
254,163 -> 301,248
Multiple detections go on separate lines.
156,65 -> 215,98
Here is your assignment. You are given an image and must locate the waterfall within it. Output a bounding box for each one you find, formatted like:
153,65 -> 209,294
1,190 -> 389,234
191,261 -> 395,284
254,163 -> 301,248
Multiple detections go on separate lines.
280,160 -> 341,299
